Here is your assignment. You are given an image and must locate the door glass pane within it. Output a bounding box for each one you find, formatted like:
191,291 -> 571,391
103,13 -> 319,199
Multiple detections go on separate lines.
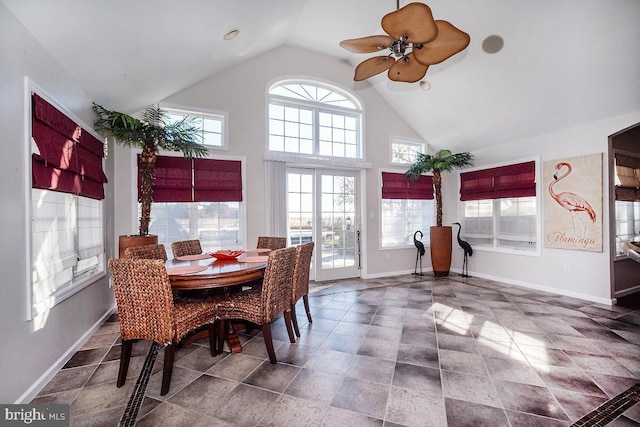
321,174 -> 356,269
288,172 -> 314,245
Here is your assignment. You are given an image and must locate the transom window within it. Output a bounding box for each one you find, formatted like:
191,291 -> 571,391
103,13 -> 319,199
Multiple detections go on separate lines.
390,139 -> 425,165
165,107 -> 226,149
268,80 -> 362,159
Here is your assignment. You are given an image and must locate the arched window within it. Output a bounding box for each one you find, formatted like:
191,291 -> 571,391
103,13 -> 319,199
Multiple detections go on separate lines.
268,80 -> 363,159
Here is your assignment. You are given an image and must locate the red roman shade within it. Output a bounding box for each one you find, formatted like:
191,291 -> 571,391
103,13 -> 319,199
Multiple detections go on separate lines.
382,172 -> 433,200
139,156 -> 243,203
31,93 -> 108,200
140,156 -> 193,202
194,158 -> 242,202
460,161 -> 536,201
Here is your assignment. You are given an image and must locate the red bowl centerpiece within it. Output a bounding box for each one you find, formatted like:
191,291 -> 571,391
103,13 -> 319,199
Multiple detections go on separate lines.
211,250 -> 243,260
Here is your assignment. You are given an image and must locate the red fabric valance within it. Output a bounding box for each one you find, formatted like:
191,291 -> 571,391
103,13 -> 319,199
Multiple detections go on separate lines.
139,156 -> 243,203
31,94 -> 107,200
382,172 -> 433,200
194,159 -> 243,202
460,161 -> 536,201
140,156 -> 192,202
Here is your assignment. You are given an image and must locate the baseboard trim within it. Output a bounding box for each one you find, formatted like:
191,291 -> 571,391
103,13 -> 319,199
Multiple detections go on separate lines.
15,305 -> 117,404
458,269 -> 615,306
364,267 -> 614,305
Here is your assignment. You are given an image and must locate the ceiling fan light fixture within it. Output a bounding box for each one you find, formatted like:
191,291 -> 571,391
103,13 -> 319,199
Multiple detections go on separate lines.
419,80 -> 431,90
339,2 -> 470,83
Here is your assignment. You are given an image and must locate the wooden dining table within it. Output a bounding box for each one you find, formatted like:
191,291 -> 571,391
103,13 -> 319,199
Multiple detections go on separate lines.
166,254 -> 267,290
165,252 -> 269,353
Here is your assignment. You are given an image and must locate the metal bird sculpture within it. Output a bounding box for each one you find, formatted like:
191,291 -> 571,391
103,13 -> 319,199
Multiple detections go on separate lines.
413,230 -> 425,275
453,222 -> 472,277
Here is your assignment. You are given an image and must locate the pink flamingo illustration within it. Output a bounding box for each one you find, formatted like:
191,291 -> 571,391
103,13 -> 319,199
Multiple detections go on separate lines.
548,162 -> 596,234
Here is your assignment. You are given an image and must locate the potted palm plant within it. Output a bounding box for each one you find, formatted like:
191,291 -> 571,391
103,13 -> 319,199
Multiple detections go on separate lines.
93,104 -> 208,256
406,149 -> 474,276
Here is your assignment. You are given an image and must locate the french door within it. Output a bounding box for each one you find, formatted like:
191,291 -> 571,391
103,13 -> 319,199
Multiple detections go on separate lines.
287,168 -> 360,281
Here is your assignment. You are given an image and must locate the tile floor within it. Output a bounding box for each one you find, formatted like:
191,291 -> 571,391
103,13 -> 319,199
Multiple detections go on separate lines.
31,274 -> 640,426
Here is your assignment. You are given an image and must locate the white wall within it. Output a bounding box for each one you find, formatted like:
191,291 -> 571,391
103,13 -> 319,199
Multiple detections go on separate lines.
449,112 -> 640,303
0,4 -> 115,403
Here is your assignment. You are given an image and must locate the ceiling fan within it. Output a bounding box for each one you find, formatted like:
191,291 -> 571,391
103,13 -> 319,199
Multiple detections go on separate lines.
339,1 -> 470,83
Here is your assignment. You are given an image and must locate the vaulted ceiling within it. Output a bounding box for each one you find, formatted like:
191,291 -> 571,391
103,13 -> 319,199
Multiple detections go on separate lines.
3,0 -> 640,152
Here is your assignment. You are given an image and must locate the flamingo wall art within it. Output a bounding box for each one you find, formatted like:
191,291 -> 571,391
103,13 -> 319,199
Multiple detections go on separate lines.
543,153 -> 603,252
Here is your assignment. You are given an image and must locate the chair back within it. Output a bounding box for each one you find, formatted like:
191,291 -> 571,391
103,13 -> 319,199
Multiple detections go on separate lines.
292,242 -> 314,301
171,239 -> 202,258
108,258 -> 175,345
260,246 -> 296,322
257,236 -> 287,250
124,243 -> 168,261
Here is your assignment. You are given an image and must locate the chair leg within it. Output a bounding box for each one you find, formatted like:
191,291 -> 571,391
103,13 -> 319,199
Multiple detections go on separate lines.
217,319 -> 227,355
303,295 -> 312,323
161,344 -> 175,396
290,305 -> 301,337
261,323 -> 277,364
284,310 -> 296,343
208,321 -> 217,357
117,339 -> 133,387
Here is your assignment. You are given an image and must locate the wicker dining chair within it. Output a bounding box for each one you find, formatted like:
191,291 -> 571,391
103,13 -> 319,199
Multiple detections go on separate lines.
216,246 -> 297,363
124,243 -> 168,261
256,236 -> 287,250
289,242 -> 314,337
171,239 -> 203,258
108,258 -> 220,396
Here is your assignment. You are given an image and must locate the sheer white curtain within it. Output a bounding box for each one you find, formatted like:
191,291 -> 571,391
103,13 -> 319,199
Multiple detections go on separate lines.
264,160 -> 288,236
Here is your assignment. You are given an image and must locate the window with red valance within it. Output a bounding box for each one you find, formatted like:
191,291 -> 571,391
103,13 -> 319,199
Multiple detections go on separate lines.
381,172 -> 433,200
138,155 -> 242,203
460,161 -> 536,201
31,93 -> 108,200
381,171 -> 435,248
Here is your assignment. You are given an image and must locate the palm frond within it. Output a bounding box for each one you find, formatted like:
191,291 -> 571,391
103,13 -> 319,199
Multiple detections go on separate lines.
405,149 -> 474,179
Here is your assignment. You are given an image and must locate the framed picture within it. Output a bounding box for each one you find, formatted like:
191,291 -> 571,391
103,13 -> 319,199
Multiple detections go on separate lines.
543,153 -> 603,252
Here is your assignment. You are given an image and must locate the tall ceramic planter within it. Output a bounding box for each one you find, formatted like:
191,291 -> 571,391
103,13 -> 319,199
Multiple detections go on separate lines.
118,235 -> 158,258
430,226 -> 452,277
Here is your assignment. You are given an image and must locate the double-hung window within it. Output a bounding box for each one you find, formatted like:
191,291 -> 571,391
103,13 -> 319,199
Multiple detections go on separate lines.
29,86 -> 107,318
381,172 -> 434,248
143,156 -> 245,253
459,160 -> 538,252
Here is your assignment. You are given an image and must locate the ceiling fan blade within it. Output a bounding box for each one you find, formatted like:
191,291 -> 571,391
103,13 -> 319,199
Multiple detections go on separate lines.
353,56 -> 395,81
381,2 -> 438,44
339,35 -> 395,54
413,20 -> 471,66
387,52 -> 428,83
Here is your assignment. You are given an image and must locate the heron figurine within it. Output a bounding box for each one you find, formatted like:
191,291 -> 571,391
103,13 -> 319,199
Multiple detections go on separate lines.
413,230 -> 425,275
453,222 -> 473,277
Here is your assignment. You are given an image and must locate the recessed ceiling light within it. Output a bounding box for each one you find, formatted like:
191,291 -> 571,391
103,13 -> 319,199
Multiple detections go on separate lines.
482,35 -> 504,54
223,29 -> 239,41
419,80 -> 431,90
